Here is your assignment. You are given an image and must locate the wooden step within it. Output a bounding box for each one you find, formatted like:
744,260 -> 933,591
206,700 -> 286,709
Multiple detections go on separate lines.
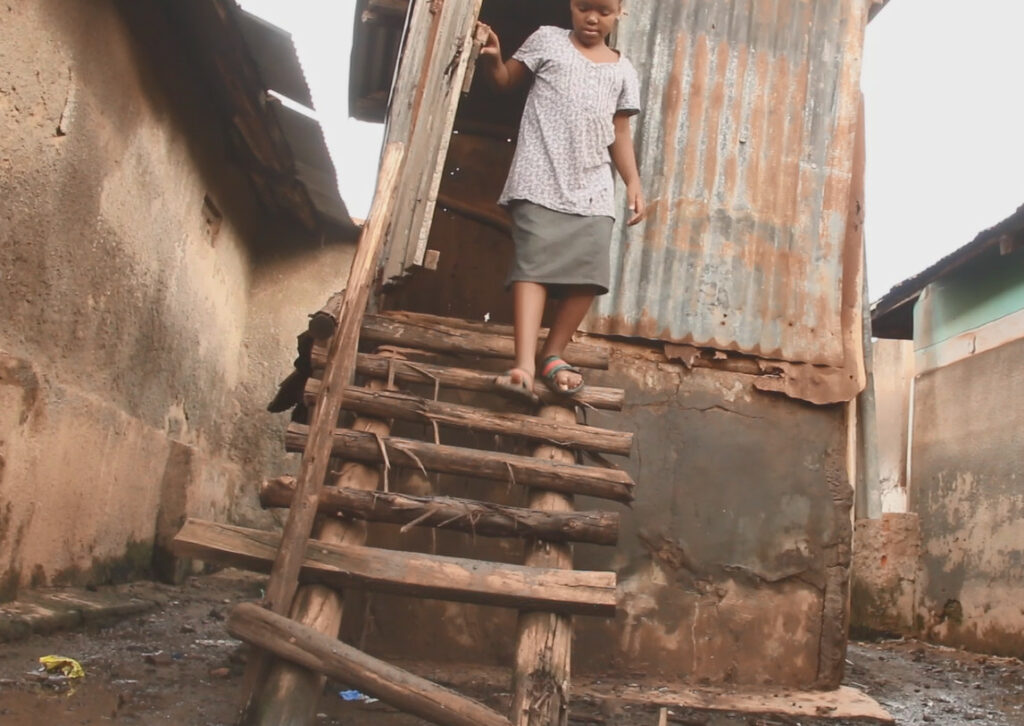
260,477 -> 620,546
365,312 -> 610,369
284,424 -> 636,503
310,312 -> 611,370
173,519 -> 617,617
310,354 -> 625,410
228,602 -> 512,726
332,386 -> 633,455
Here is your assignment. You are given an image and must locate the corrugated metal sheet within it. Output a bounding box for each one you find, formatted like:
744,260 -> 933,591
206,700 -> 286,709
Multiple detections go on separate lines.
273,103 -> 355,230
236,9 -> 314,109
588,0 -> 867,366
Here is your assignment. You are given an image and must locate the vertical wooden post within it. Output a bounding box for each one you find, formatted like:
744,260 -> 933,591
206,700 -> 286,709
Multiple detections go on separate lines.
511,405 -> 576,726
237,142 -> 404,723
252,383 -> 392,725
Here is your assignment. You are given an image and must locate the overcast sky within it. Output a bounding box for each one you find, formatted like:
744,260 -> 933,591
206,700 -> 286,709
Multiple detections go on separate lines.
238,0 -> 1024,301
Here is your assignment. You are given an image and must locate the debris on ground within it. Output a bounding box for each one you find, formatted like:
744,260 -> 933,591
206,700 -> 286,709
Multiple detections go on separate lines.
0,570 -> 1021,725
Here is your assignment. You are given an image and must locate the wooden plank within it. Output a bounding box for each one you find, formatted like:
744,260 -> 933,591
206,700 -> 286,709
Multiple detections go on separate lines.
253,402 -> 391,726
228,602 -> 512,726
173,519 -> 618,617
335,387 -> 633,455
260,477 -> 620,546
284,425 -> 636,503
311,313 -> 610,370
512,406 -> 577,726
309,354 -> 625,410
381,0 -> 484,282
238,142 -> 404,721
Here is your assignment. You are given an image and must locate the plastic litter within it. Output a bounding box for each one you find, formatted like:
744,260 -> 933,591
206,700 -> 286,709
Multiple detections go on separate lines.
38,655 -> 85,679
339,689 -> 378,704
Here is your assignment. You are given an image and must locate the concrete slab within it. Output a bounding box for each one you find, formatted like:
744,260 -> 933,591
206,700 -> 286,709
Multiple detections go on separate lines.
0,582 -> 167,643
389,661 -> 895,724
573,678 -> 895,723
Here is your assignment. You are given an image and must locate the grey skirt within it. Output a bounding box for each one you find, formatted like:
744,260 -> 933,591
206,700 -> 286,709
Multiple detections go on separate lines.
506,201 -> 614,296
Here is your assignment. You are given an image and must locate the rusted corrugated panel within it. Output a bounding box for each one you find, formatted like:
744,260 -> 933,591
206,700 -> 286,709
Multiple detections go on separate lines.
588,0 -> 866,366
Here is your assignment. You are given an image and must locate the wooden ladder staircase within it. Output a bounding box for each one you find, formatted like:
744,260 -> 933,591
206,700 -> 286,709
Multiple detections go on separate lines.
171,146 -> 638,726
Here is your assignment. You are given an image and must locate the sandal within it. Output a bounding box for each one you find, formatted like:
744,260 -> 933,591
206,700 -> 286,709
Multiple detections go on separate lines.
538,355 -> 585,396
494,367 -> 539,403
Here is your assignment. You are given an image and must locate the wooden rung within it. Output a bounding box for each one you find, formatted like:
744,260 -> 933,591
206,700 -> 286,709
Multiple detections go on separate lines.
310,312 -> 611,370
260,477 -> 621,546
173,519 -> 617,617
307,354 -> 625,411
284,424 -> 635,503
334,387 -> 633,455
367,312 -> 610,369
227,602 -> 512,726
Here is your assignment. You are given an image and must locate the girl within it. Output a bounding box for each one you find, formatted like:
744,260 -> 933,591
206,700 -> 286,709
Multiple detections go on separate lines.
478,0 -> 644,400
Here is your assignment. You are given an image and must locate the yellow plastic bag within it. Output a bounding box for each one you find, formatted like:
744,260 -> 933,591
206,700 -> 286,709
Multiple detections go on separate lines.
38,655 -> 85,679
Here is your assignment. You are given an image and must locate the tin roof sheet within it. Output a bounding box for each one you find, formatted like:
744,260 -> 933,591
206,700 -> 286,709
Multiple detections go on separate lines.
587,0 -> 867,366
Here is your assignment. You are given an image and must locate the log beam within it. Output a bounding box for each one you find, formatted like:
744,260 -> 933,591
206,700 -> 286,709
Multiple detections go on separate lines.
307,289 -> 346,340
253,399 -> 391,725
310,313 -> 610,370
307,354 -> 625,410
335,386 -> 633,455
228,602 -> 512,726
284,424 -> 636,503
260,477 -> 620,546
237,142 -> 403,722
172,519 -> 617,617
512,406 -> 578,726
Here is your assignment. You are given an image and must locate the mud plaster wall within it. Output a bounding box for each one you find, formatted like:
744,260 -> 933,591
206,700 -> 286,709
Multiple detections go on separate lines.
850,512 -> 920,638
351,346 -> 853,689
0,0 -> 352,596
872,339 -> 914,513
910,337 -> 1024,657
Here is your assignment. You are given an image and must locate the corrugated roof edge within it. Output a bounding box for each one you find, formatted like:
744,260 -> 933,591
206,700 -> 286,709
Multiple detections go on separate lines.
868,0 -> 892,23
162,0 -> 358,239
871,203 -> 1024,338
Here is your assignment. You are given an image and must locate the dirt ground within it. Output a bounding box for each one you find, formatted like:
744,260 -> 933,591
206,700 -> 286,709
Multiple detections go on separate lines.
1,570 -> 1022,726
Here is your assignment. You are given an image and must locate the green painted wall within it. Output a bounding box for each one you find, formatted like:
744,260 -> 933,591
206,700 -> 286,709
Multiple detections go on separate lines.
913,246 -> 1024,351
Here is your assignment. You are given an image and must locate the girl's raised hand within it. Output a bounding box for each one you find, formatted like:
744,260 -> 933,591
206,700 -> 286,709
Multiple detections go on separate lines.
477,23 -> 501,61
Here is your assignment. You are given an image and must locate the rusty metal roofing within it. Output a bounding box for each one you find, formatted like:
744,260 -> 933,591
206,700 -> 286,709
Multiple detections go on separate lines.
585,0 -> 867,366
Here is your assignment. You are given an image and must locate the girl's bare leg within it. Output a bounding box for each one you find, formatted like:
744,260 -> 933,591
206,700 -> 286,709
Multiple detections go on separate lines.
539,287 -> 595,390
509,281 -> 547,386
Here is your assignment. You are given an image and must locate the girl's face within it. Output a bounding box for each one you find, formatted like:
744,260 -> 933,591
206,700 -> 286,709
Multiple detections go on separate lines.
569,0 -> 621,46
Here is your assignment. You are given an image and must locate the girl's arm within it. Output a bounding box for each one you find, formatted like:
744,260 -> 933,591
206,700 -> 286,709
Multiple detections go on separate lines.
611,112 -> 645,225
477,23 -> 529,92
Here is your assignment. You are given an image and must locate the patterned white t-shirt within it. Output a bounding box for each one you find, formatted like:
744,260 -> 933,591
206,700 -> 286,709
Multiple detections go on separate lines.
498,26 -> 641,219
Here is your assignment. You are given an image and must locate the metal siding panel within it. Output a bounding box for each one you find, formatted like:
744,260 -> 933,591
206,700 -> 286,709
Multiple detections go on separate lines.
588,0 -> 865,365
